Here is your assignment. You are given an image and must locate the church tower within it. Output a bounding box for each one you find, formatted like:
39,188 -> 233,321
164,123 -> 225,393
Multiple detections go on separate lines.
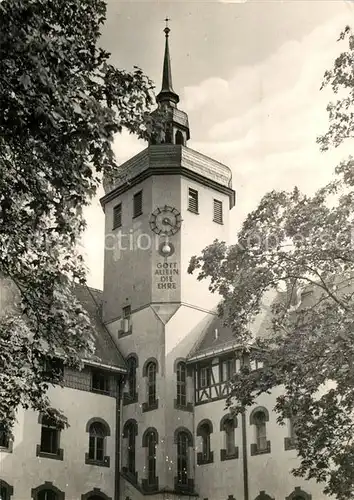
100,24 -> 235,499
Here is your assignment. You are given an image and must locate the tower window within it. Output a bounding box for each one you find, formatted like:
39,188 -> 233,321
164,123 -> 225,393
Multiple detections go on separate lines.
127,357 -> 137,398
176,432 -> 189,486
188,188 -> 198,213
176,362 -> 187,407
175,130 -> 185,145
147,361 -> 157,406
113,203 -> 122,229
133,191 -> 143,218
0,480 -> 13,500
142,428 -> 159,490
213,199 -> 223,224
119,305 -> 132,337
122,419 -> 138,479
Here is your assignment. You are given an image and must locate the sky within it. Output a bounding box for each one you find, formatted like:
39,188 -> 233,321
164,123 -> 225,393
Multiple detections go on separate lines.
82,0 -> 354,289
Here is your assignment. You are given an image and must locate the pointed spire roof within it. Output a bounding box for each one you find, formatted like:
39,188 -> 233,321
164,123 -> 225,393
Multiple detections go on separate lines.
156,20 -> 179,106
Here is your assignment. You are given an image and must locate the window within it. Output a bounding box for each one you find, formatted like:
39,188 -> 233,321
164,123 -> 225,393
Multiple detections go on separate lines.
119,305 -> 131,336
142,428 -> 158,490
91,370 -> 109,394
188,188 -> 198,213
285,415 -> 298,450
40,416 -> 60,455
86,421 -> 110,466
122,420 -> 137,478
220,415 -> 238,461
133,191 -> 143,218
250,407 -> 270,456
255,412 -> 267,450
42,357 -> 64,382
176,432 -> 189,485
220,358 -> 235,382
0,480 -> 13,500
199,366 -> 211,388
196,420 -> 213,464
176,362 -> 187,407
0,421 -> 10,449
38,491 -> 57,500
225,419 -> 235,455
285,487 -> 312,500
213,199 -> 223,224
126,356 -> 137,400
113,203 -> 122,229
175,131 -> 185,145
31,483 -> 64,500
147,362 -> 157,406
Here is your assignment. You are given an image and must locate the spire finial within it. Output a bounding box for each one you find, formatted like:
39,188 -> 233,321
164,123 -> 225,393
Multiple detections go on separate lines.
156,17 -> 179,106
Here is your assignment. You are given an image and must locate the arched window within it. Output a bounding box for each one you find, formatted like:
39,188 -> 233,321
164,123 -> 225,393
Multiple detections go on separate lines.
81,489 -> 111,500
0,421 -> 10,449
175,130 -> 185,146
127,356 -> 137,399
142,359 -> 158,411
85,419 -> 110,466
176,362 -> 187,407
220,415 -> 238,460
0,480 -> 13,500
285,487 -> 312,500
31,483 -> 64,500
174,428 -> 193,493
254,412 -> 267,450
38,492 -> 57,500
122,420 -> 137,479
177,432 -> 189,485
37,415 -> 63,460
250,408 -> 270,456
142,428 -> 158,490
196,419 -> 213,464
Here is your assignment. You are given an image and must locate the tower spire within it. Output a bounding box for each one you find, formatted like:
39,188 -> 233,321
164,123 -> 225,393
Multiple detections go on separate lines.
156,18 -> 180,106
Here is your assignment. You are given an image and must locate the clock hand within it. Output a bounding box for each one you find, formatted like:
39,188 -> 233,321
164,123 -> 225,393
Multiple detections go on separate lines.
162,217 -> 173,226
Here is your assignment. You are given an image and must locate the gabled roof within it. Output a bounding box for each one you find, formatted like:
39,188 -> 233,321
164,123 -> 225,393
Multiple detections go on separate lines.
0,276 -> 126,373
187,315 -> 241,362
74,285 -> 126,372
187,290 -> 283,362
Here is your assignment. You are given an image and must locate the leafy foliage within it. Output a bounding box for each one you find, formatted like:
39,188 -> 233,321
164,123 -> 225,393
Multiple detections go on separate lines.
188,26 -> 354,500
0,0 -> 163,433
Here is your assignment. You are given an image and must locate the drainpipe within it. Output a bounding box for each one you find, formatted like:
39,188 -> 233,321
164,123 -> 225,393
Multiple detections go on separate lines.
241,411 -> 249,500
241,352 -> 249,500
115,378 -> 122,500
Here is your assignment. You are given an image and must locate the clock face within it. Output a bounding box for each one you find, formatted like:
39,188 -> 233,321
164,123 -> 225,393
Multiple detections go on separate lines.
149,205 -> 182,236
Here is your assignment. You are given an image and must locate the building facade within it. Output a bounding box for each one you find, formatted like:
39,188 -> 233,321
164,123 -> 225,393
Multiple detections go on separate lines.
0,27 -> 331,500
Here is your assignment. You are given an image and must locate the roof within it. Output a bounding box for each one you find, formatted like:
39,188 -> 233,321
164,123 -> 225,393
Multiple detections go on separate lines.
74,285 -> 126,372
0,276 -> 126,373
187,290 -> 282,362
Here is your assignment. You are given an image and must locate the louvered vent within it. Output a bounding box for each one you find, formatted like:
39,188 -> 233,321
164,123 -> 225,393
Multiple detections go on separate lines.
213,199 -> 223,224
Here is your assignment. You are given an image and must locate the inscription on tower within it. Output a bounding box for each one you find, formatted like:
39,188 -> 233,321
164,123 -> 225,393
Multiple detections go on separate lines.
155,262 -> 179,290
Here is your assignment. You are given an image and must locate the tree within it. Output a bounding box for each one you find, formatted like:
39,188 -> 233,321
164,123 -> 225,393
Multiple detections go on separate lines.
0,0 -> 164,434
188,25 -> 354,500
